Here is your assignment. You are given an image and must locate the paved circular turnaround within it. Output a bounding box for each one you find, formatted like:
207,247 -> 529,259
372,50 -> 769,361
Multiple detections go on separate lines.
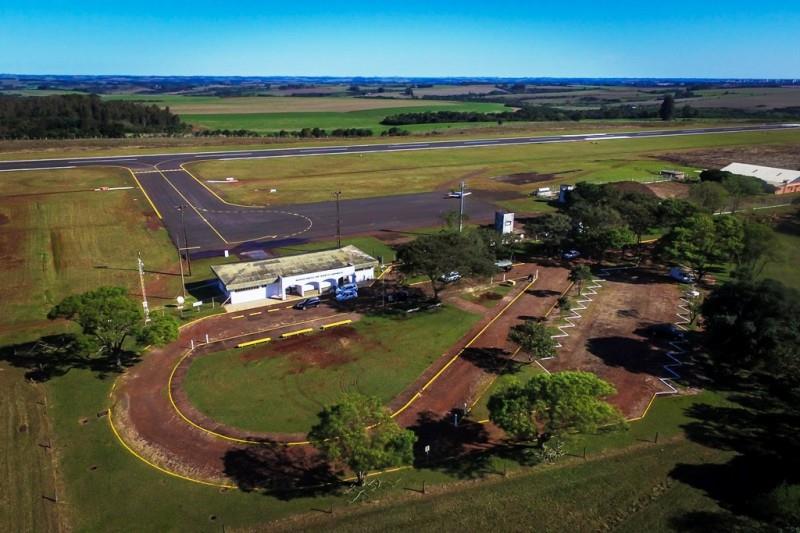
108,264 -> 570,488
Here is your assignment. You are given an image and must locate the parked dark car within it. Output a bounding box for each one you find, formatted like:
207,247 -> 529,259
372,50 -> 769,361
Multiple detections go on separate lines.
293,297 -> 321,310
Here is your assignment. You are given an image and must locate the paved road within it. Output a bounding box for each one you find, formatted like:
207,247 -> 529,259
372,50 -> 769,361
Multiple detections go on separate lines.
2,123 -> 797,254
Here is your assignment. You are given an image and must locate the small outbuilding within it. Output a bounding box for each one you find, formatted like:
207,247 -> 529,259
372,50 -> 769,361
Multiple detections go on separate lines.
212,245 -> 378,306
660,169 -> 687,180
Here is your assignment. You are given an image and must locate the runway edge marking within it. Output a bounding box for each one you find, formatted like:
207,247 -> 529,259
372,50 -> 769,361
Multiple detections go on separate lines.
123,167 -> 163,219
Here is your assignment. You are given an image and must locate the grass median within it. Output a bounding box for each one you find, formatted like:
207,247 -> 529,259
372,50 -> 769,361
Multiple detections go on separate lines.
182,306 -> 481,434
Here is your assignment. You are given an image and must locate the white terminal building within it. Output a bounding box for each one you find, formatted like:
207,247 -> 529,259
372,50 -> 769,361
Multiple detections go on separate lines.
212,245 -> 379,306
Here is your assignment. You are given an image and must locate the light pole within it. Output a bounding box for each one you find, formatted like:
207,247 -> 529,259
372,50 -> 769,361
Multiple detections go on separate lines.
333,191 -> 342,248
176,205 -> 192,276
458,181 -> 466,233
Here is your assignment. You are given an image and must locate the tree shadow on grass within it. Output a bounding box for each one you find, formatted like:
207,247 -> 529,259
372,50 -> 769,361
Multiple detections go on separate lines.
0,333 -> 138,381
460,347 -> 520,375
669,371 -> 800,528
410,409 -> 495,479
222,442 -> 342,501
409,410 -> 546,480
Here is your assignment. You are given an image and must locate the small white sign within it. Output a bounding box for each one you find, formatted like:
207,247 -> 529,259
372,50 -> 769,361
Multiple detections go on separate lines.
192,301 -> 203,308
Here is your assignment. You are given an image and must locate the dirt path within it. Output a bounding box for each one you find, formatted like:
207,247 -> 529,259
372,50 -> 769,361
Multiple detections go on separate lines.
392,265 -> 570,427
111,264 -> 571,486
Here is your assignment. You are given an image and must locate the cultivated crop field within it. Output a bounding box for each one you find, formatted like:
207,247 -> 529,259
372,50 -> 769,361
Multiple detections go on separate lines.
188,129 -> 800,207
179,102 -> 508,133
101,95 -> 503,114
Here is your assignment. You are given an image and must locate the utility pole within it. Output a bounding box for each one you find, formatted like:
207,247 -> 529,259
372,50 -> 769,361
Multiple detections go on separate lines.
177,205 -> 192,276
177,245 -> 186,300
458,181 -> 466,233
333,191 -> 342,248
137,252 -> 150,323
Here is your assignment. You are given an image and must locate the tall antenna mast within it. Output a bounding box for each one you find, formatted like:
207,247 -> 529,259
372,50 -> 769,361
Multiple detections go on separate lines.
137,252 -> 151,323
459,181 -> 465,233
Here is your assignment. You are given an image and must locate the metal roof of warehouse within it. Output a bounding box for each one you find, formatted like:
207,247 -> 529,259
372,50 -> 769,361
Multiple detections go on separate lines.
721,162 -> 800,185
211,245 -> 378,291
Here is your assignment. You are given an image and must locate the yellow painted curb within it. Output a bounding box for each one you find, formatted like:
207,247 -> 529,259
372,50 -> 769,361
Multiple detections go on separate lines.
281,327 -> 314,339
321,319 -> 352,330
236,337 -> 271,348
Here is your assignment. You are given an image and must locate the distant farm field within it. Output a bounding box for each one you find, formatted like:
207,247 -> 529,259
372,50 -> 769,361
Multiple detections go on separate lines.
179,102 -> 508,133
183,307 -> 480,434
101,95 -> 506,115
188,129 -> 800,206
0,167 -> 180,345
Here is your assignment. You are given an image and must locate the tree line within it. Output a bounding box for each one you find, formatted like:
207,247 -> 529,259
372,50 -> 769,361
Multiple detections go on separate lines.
0,94 -> 187,139
381,99 -> 800,126
193,126 -> 410,139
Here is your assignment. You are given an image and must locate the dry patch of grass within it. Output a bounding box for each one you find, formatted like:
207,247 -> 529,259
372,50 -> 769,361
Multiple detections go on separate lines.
0,167 -> 179,345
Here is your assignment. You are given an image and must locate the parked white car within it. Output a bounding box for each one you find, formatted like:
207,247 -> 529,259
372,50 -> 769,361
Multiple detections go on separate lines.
440,271 -> 461,283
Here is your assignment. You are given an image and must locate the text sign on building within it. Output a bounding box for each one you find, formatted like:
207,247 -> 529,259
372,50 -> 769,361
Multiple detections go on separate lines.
495,211 -> 515,234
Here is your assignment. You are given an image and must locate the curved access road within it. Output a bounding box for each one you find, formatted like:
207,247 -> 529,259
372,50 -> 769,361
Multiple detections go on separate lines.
109,264 -> 570,487
1,123 -> 797,254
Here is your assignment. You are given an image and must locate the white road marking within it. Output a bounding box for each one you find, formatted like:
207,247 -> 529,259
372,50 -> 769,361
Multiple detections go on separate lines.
70,158 -> 137,163
0,165 -> 76,172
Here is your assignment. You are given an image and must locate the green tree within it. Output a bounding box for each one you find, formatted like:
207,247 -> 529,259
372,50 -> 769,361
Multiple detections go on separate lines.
721,174 -> 770,212
569,264 -> 593,294
732,220 -> 778,280
488,371 -> 624,444
699,169 -> 730,182
701,279 -> 800,377
661,214 -> 743,281
138,313 -> 180,346
48,286 -> 144,367
571,204 -> 635,259
557,295 -> 572,314
659,94 -> 675,121
616,192 -> 660,246
48,286 -> 179,367
308,394 -> 416,485
508,320 -> 558,362
656,198 -> 699,228
689,181 -> 730,213
525,213 -> 573,256
396,229 -> 496,300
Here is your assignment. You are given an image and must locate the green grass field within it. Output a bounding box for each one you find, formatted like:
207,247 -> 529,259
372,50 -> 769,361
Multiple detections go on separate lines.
0,167 -> 185,346
288,439 -> 731,532
0,364 -> 62,532
183,306 -> 480,433
762,229 -> 800,290
188,129 -> 800,206
37,346 -> 740,533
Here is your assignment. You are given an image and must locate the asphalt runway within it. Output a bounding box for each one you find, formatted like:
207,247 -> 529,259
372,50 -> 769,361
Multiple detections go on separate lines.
2,123 -> 797,254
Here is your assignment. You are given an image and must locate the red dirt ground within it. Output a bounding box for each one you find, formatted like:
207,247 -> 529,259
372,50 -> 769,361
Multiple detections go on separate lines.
541,268 -> 682,419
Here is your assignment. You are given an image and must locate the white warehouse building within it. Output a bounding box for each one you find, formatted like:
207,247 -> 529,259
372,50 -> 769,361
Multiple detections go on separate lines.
212,245 -> 379,306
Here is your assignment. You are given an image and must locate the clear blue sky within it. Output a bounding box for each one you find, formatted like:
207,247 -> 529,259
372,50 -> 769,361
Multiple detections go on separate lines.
1,0 -> 797,77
